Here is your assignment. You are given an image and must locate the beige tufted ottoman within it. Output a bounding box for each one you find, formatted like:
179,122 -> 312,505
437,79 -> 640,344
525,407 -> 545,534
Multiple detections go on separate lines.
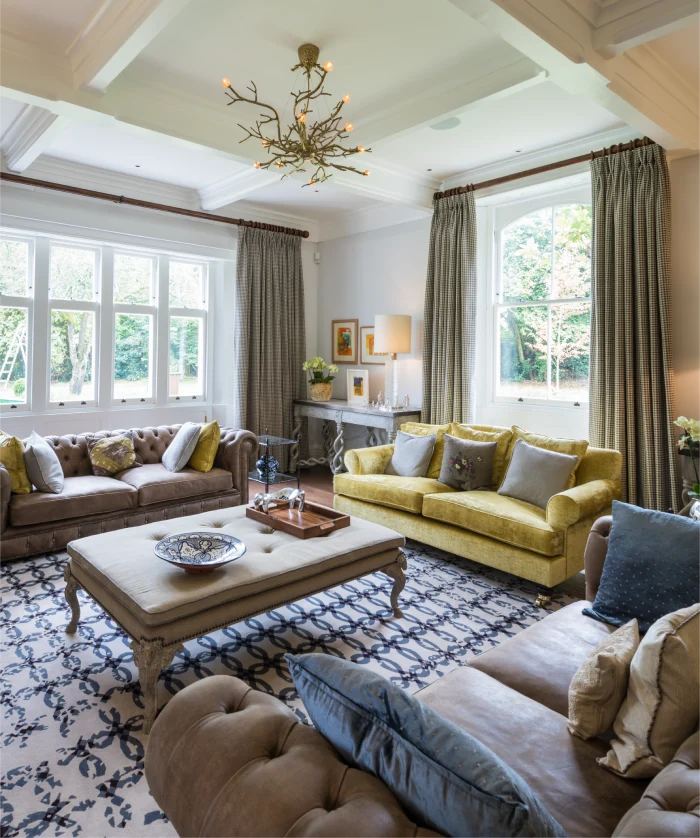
63,505 -> 406,732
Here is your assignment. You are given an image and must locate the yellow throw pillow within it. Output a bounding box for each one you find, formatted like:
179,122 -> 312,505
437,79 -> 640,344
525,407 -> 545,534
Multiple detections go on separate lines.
0,431 -> 31,494
189,420 -> 220,472
504,426 -> 589,488
88,434 -> 137,477
400,422 -> 451,479
450,423 -> 513,489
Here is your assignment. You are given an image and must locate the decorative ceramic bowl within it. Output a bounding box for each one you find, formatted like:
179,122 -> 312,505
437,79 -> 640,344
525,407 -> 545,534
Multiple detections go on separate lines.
154,531 -> 246,575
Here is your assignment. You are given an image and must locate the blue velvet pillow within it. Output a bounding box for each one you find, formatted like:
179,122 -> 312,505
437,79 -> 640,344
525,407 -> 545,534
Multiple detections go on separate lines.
287,653 -> 566,838
584,500 -> 700,632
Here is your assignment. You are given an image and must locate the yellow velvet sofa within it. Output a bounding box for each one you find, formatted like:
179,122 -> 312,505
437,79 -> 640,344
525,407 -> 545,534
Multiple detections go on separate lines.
333,422 -> 622,590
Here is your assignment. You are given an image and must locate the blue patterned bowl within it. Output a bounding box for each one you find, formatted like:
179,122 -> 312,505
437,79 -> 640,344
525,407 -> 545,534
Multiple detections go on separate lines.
154,531 -> 246,574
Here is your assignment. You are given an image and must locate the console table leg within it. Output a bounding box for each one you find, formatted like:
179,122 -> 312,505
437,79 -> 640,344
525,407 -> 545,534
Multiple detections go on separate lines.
387,429 -> 397,444
131,638 -> 184,734
64,564 -> 82,634
366,428 -> 378,447
331,421 -> 345,474
384,549 -> 407,618
290,407 -> 302,472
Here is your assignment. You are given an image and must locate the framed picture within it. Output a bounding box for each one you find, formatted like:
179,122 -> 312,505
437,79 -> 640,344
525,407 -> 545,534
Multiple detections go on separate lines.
360,325 -> 388,365
346,368 -> 369,405
331,319 -> 358,364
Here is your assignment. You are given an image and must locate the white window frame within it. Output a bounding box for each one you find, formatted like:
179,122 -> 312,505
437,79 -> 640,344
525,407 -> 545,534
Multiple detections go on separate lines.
166,257 -> 208,404
111,249 -> 158,406
47,242 -> 101,408
0,234 -> 35,414
490,185 -> 592,410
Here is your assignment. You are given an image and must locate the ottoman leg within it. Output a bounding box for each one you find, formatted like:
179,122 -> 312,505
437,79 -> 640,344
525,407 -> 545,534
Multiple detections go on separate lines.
64,564 -> 82,633
384,549 -> 407,619
131,638 -> 185,734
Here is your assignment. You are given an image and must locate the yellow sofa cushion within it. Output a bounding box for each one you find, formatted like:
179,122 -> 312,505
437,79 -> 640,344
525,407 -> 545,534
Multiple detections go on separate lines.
422,491 -> 564,556
0,431 -> 31,494
399,422 -> 451,479
189,420 -> 220,473
334,473 -> 455,514
503,426 -> 589,489
449,423 -> 513,489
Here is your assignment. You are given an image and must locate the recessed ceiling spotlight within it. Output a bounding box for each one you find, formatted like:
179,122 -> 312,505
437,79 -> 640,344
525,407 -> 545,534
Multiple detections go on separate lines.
427,168 -> 432,171
135,164 -> 141,167
429,116 -> 461,131
514,149 -> 522,153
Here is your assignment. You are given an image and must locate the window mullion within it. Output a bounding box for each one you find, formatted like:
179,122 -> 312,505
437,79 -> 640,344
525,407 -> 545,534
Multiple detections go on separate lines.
32,238 -> 50,415
100,248 -> 114,408
156,256 -> 169,405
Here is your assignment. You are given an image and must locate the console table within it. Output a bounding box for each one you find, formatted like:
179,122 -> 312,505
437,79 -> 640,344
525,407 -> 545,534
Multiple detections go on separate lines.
291,398 -> 421,474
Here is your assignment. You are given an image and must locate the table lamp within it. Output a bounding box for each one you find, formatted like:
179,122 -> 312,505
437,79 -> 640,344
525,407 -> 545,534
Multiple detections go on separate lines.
374,314 -> 412,409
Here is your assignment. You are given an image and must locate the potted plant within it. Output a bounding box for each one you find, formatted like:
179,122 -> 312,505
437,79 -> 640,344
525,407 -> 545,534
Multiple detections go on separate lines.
675,416 -> 699,513
303,356 -> 338,402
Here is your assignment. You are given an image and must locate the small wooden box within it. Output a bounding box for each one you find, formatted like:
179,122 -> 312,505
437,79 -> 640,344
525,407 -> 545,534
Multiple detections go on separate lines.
245,500 -> 350,539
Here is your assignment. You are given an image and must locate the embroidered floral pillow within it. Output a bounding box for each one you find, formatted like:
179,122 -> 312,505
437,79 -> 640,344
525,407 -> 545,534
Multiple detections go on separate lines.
438,434 -> 497,491
87,433 -> 140,477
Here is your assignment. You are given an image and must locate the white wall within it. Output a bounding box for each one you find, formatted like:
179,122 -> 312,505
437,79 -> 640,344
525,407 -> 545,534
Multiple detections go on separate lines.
0,183 -> 318,438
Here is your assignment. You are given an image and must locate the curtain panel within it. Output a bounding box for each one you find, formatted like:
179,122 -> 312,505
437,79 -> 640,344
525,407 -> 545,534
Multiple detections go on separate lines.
589,143 -> 680,511
233,227 -> 307,469
422,190 -> 477,424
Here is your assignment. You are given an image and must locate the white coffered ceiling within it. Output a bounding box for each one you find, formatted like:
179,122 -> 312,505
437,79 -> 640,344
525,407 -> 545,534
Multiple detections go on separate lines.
0,0 -> 697,240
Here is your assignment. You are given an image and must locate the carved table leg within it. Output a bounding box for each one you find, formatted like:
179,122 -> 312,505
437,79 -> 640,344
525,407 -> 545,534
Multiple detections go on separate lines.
366,427 -> 379,447
64,564 -> 82,634
387,429 -> 398,444
331,421 -> 345,475
384,549 -> 407,618
290,407 -> 302,472
131,638 -> 185,734
322,420 -> 334,464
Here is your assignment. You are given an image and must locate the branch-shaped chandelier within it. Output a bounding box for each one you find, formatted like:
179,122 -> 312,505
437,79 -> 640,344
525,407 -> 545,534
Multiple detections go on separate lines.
222,43 -> 371,187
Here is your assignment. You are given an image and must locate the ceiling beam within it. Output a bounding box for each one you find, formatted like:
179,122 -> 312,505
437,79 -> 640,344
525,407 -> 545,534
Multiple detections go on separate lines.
0,105 -> 70,173
199,168 -> 281,211
67,0 -> 195,93
591,1 -> 699,58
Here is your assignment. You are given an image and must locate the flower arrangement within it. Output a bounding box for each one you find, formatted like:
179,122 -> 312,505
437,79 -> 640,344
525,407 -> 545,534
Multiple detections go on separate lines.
302,356 -> 338,385
675,416 -> 699,494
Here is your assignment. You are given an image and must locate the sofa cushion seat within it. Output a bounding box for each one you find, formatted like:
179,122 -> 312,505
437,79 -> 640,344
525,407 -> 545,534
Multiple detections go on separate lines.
469,600 -> 615,716
417,666 -> 647,838
422,491 -> 564,556
9,476 -> 138,527
333,473 -> 455,514
117,463 -> 233,506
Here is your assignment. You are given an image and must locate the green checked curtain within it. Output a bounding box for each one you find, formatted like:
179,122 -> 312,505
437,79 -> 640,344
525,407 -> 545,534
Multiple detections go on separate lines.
589,143 -> 680,511
233,227 -> 307,469
422,189 -> 477,424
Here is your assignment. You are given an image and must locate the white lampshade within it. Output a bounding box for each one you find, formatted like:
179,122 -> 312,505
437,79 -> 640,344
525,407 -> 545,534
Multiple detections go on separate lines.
374,314 -> 412,355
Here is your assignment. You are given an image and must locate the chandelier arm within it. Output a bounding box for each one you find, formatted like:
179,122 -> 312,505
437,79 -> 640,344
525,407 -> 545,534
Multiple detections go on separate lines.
225,84 -> 284,144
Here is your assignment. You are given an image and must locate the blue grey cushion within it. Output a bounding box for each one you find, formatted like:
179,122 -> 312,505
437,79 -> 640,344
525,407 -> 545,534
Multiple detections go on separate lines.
385,431 -> 436,477
161,422 -> 200,473
287,653 -> 566,838
24,431 -> 64,493
584,500 -> 700,632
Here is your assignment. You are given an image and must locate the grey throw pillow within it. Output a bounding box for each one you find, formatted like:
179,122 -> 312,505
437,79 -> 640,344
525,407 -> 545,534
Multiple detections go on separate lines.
498,439 -> 578,509
438,434 -> 497,490
24,431 -> 64,494
161,422 -> 200,473
385,431 -> 436,477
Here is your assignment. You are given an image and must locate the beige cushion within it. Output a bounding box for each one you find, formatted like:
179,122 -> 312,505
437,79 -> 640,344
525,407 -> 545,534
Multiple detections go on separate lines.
117,463 -> 232,506
333,473 -> 455,514
422,491 -> 564,556
599,603 -> 700,778
568,619 -> 640,740
9,476 -> 138,527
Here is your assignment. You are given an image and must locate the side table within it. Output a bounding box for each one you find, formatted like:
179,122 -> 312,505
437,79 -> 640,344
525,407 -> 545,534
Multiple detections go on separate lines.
291,398 -> 421,475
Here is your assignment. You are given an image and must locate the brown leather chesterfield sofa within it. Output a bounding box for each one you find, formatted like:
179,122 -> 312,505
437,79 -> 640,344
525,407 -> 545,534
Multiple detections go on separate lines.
0,424 -> 257,561
145,516 -> 699,838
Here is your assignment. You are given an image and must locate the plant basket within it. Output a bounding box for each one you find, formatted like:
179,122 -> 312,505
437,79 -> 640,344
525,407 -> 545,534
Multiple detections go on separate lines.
310,382 -> 333,402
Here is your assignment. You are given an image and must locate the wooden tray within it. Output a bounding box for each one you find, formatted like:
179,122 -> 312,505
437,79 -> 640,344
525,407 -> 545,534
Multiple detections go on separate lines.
246,500 -> 350,539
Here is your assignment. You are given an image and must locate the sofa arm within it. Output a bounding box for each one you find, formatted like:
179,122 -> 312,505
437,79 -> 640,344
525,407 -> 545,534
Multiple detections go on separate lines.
546,479 -> 620,530
584,515 -> 612,602
0,463 -> 11,532
214,428 -> 257,504
613,731 -> 699,837
344,444 -> 394,475
145,675 -> 438,838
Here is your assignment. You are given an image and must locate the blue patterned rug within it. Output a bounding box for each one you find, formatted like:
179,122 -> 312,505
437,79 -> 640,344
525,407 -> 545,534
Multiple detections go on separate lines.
1,542 -> 575,837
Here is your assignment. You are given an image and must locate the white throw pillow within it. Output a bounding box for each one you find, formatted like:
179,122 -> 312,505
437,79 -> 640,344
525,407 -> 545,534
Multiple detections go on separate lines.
23,431 -> 64,493
161,423 -> 201,473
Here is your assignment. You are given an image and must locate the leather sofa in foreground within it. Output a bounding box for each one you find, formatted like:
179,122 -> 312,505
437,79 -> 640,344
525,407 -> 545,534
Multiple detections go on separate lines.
144,516 -> 699,837
0,424 -> 257,560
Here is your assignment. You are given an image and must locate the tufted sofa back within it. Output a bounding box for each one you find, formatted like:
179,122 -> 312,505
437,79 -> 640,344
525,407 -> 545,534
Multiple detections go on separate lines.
26,425 -> 185,478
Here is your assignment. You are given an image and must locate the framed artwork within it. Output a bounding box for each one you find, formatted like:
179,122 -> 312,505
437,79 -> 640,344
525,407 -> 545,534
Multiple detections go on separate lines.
347,368 -> 369,405
360,325 -> 388,365
331,319 -> 358,364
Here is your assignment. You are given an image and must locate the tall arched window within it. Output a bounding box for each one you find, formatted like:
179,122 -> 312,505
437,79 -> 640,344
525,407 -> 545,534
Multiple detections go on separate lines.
496,203 -> 591,404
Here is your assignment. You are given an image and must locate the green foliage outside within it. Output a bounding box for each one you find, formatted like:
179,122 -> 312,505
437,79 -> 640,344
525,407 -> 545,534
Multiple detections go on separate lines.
500,204 -> 591,398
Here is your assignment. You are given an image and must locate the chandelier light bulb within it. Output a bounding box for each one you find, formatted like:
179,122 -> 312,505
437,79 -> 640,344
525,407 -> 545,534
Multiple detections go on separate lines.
262,139 -> 270,147
253,161 -> 261,169
342,94 -> 350,103
323,61 -> 333,72
344,122 -> 354,132
308,178 -> 314,185
222,78 -> 230,87
363,170 -> 370,176
275,161 -> 283,168
298,112 -> 307,123
357,145 -> 365,153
